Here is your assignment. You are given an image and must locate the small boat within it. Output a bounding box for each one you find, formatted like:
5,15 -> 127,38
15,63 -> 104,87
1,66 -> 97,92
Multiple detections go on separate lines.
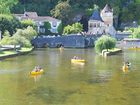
30,69 -> 44,75
122,65 -> 128,72
71,59 -> 86,63
128,47 -> 140,50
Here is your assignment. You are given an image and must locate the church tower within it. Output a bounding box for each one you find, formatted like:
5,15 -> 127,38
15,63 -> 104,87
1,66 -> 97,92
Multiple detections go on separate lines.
100,4 -> 113,26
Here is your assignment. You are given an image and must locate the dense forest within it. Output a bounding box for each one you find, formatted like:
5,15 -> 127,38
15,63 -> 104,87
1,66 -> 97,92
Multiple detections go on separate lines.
1,0 -> 140,26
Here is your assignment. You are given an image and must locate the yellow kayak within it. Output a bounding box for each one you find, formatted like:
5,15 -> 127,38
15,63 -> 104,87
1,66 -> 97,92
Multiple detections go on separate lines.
71,59 -> 86,63
122,65 -> 128,72
128,47 -> 140,50
30,69 -> 44,75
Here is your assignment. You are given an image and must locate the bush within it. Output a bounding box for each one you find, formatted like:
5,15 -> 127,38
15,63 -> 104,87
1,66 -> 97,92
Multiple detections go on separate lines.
129,27 -> 140,38
63,22 -> 83,35
57,22 -> 63,34
14,26 -> 37,41
95,35 -> 116,53
21,19 -> 36,29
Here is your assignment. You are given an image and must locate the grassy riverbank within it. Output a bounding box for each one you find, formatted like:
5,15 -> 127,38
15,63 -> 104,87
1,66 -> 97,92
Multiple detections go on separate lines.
0,47 -> 33,57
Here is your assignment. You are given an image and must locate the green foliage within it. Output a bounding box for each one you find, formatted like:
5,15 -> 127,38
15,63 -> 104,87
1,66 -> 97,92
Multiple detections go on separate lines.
0,0 -> 18,14
50,1 -> 72,24
95,35 -> 116,53
129,27 -> 140,38
0,35 -> 12,45
86,4 -> 99,16
57,22 -> 63,34
10,0 -> 140,27
0,26 -> 36,47
0,14 -> 21,35
3,30 -> 11,37
44,21 -> 51,30
14,26 -> 37,41
21,19 -> 36,29
63,22 -> 83,35
12,35 -> 32,47
44,21 -> 51,34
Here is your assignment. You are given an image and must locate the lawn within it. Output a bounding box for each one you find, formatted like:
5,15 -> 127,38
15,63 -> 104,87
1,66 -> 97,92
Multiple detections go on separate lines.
0,47 -> 33,57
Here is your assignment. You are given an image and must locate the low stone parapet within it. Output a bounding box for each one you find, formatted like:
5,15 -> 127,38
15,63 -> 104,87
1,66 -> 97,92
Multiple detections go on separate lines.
102,48 -> 122,57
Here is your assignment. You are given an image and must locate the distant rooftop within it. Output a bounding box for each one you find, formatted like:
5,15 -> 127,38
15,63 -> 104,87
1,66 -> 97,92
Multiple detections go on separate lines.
90,9 -> 103,21
102,4 -> 112,12
14,11 -> 61,22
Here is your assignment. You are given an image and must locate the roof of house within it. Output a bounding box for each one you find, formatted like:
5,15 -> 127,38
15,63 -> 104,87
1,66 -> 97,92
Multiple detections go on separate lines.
102,4 -> 112,12
24,12 -> 38,17
90,9 -> 103,22
21,16 -> 60,22
14,12 -> 61,22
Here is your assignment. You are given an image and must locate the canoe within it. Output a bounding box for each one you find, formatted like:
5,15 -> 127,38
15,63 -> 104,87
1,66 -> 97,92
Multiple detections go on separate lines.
122,65 -> 128,72
71,59 -> 85,63
30,69 -> 44,75
128,47 -> 140,50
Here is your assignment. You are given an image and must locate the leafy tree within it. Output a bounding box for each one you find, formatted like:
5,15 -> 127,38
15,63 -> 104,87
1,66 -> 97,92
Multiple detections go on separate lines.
63,25 -> 72,35
14,26 -> 37,41
95,35 -> 116,53
0,14 -> 21,35
86,4 -> 99,16
63,22 -> 83,35
44,21 -> 51,34
0,35 -> 12,45
129,27 -> 140,38
57,22 -> 63,34
3,30 -> 11,37
0,0 -> 18,14
21,19 -> 36,29
50,1 -> 72,24
12,34 -> 32,47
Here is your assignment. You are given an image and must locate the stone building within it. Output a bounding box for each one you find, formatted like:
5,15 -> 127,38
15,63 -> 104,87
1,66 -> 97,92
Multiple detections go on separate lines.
88,4 -> 116,36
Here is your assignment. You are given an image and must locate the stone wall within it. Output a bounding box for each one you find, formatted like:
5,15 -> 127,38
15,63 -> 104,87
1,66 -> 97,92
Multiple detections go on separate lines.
32,35 -> 96,48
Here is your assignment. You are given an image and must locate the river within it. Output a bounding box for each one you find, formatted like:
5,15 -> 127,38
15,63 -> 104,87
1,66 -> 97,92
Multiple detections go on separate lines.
0,48 -> 140,105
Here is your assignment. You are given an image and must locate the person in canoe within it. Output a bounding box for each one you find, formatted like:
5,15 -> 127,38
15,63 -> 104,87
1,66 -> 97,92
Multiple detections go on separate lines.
33,66 -> 42,72
73,56 -> 81,59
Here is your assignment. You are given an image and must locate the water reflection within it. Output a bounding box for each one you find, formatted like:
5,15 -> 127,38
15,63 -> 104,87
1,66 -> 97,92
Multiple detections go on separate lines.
0,48 -> 140,105
30,74 -> 42,82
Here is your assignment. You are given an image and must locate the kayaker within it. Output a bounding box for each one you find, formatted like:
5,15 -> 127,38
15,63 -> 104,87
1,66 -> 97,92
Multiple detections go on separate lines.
126,61 -> 131,67
33,66 -> 41,72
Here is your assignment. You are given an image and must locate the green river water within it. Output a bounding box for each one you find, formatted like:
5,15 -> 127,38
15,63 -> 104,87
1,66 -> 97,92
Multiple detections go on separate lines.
0,48 -> 140,105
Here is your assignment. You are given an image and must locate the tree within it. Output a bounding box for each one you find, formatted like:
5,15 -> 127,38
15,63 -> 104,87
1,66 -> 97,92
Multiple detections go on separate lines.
44,21 -> 51,34
86,4 -> 99,16
57,22 -> 63,34
14,26 -> 37,41
129,27 -> 140,38
0,14 -> 21,35
0,0 -> 18,14
63,22 -> 83,35
50,1 -> 72,24
21,19 -> 36,29
95,35 -> 116,53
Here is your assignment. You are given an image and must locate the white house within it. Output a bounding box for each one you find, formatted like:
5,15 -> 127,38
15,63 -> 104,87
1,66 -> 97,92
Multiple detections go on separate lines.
14,12 -> 61,33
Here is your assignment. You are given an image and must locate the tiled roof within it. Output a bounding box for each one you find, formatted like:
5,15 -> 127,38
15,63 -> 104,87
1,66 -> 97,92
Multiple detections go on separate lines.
24,12 -> 38,17
21,16 -> 60,22
14,12 -> 61,22
90,9 -> 103,22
